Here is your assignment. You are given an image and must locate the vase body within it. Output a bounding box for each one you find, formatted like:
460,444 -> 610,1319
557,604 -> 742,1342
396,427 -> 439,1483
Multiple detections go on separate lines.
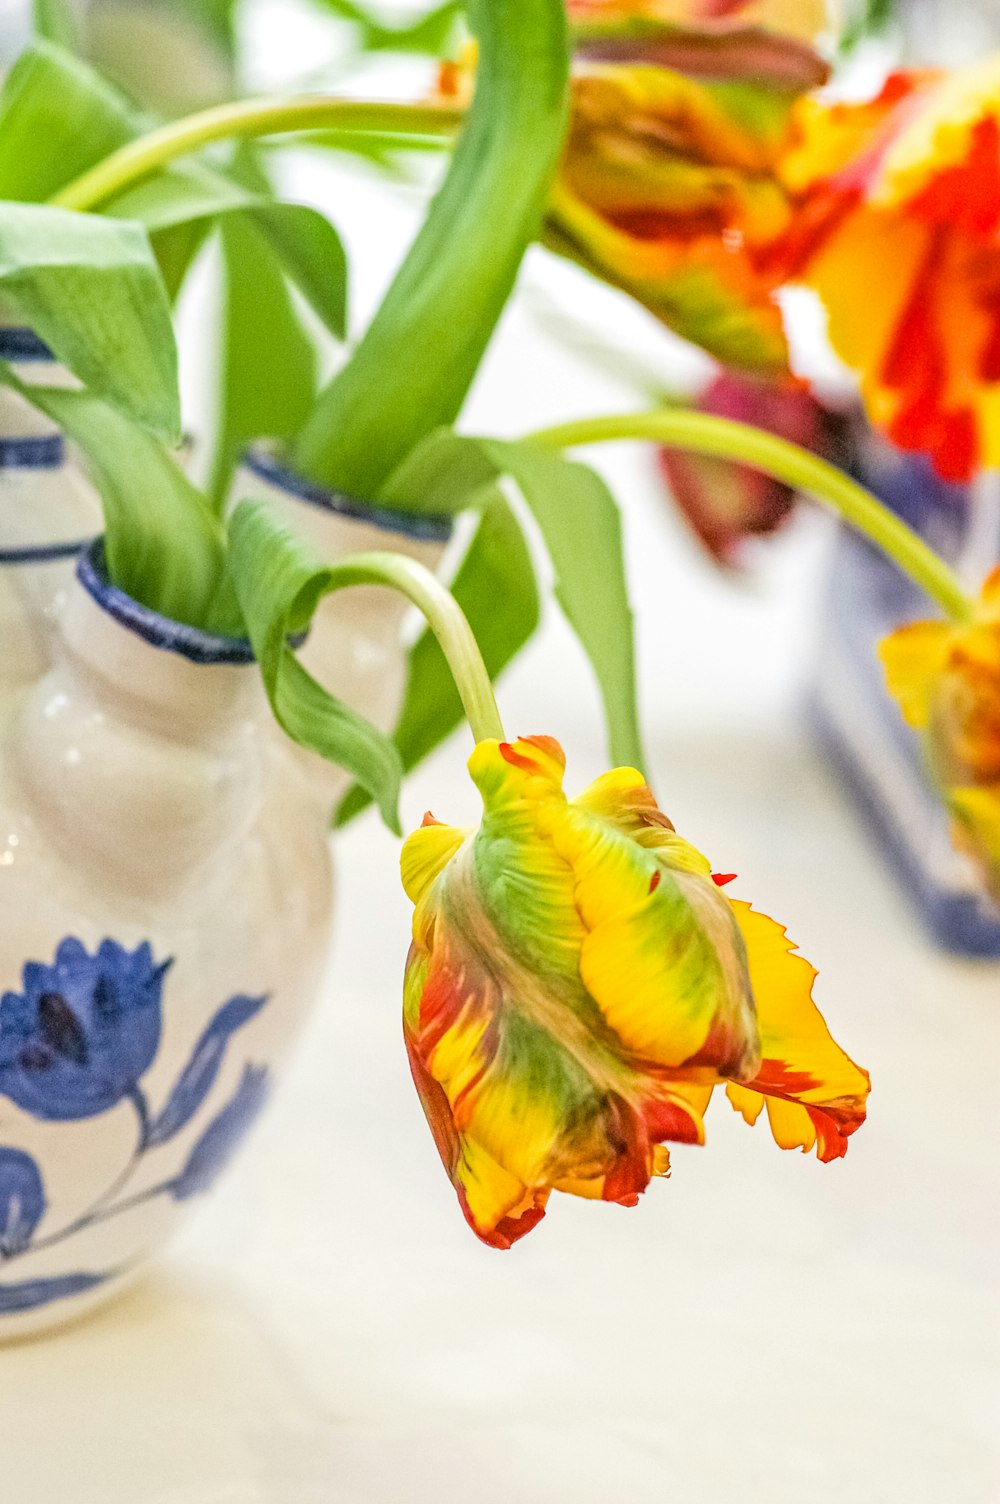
0,545 -> 335,1338
811,425 -> 1000,955
0,327 -> 102,701
233,445 -> 452,811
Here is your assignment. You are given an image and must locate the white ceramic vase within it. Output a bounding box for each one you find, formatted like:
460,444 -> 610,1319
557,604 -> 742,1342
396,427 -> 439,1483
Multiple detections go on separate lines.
0,543 -> 335,1338
0,326 -> 102,700
233,445 -> 453,810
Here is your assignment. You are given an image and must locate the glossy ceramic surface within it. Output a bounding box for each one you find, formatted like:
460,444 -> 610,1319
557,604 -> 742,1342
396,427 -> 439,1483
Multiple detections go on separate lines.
0,546 -> 335,1337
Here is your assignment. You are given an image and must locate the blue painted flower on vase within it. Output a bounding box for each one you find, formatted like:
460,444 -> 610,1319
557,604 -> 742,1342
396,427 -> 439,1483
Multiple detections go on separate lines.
0,936 -> 273,1314
173,1065 -> 270,1201
0,1147 -> 45,1256
0,939 -> 169,1121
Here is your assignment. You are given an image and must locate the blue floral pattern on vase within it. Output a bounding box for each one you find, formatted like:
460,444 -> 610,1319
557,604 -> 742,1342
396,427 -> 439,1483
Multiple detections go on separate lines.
0,936 -> 271,1315
0,939 -> 168,1120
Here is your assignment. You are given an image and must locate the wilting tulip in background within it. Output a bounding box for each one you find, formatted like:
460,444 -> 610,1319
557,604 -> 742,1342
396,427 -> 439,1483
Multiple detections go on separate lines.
881,571 -> 1000,905
657,372 -> 855,563
401,737 -> 869,1248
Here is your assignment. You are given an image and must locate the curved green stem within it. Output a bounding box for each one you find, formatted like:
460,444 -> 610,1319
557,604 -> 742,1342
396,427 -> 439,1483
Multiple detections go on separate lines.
321,551 -> 505,744
531,411 -> 975,624
50,97 -> 461,213
291,0 -> 571,494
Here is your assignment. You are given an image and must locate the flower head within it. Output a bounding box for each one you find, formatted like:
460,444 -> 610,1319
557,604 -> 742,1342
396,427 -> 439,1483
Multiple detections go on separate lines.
545,60 -> 806,372
0,938 -> 168,1121
658,371 -> 851,562
880,571 -> 1000,903
776,59 -> 1000,481
436,18 -> 826,375
401,736 -> 868,1247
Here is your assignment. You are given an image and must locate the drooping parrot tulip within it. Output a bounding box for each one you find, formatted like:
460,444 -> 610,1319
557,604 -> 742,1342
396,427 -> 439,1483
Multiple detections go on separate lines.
436,16 -> 827,375
544,60 -> 807,373
401,736 -> 869,1247
776,58 -> 1000,482
880,571 -> 1000,905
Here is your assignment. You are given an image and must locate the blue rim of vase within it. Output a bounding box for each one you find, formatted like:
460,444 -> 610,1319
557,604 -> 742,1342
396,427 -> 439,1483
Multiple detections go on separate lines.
0,537 -> 92,566
0,327 -> 53,363
242,443 -> 453,544
0,433 -> 64,470
78,540 -> 257,666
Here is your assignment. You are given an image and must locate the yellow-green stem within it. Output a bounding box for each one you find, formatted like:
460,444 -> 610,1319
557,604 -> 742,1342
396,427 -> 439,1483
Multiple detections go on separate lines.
531,411 -> 975,623
321,552 -> 505,745
51,97 -> 461,213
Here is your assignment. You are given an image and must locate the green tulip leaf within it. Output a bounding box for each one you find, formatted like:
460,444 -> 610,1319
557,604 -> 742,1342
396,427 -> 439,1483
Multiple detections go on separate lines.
0,202 -> 179,438
307,0 -> 462,55
31,0 -> 78,50
381,427 -> 645,772
227,498 -> 404,833
0,369 -> 234,632
108,162 -> 348,339
0,41 -> 137,203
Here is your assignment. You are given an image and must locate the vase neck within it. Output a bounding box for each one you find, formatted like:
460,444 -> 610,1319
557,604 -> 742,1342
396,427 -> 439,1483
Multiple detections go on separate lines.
8,564 -> 269,896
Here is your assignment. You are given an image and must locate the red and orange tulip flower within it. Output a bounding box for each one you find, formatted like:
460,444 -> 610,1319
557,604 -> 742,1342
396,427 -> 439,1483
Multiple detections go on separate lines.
402,736 -> 869,1247
777,58 -> 1000,482
880,571 -> 1000,904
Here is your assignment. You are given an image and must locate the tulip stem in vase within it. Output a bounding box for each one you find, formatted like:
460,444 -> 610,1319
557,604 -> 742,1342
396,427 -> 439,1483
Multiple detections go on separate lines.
531,412 -> 975,625
50,99 -> 462,212
317,551 -> 505,745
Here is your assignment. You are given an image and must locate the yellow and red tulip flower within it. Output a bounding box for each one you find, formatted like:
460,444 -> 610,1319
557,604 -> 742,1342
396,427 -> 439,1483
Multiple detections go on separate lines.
544,60 -> 812,374
880,570 -> 1000,905
401,736 -> 869,1248
436,14 -> 826,375
776,58 -> 1000,482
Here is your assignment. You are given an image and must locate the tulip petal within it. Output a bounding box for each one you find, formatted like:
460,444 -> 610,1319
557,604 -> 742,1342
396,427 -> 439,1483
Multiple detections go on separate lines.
549,799 -> 760,1077
879,619 -> 953,730
725,902 -> 870,1161
405,1029 -> 549,1249
401,817 -> 468,904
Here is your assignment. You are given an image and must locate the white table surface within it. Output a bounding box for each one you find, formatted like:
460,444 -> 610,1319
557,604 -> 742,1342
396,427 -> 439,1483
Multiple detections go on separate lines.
3,30 -> 999,1495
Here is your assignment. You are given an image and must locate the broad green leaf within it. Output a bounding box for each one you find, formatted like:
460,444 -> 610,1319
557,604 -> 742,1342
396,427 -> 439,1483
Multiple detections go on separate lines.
485,439 -> 645,773
150,217 -> 213,305
337,486 -> 540,824
0,203 -> 179,439
0,41 -> 137,203
32,0 -> 79,50
228,498 -> 403,833
380,428 -> 645,771
109,163 -> 348,338
205,146 -> 324,503
208,211 -> 320,502
0,370 -> 234,632
308,0 -> 462,54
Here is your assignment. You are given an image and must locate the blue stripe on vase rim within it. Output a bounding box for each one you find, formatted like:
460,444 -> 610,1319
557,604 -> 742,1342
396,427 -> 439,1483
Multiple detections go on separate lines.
77,541 -> 257,666
0,536 -> 93,567
242,443 -> 453,544
0,434 -> 64,470
0,327 -> 53,363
